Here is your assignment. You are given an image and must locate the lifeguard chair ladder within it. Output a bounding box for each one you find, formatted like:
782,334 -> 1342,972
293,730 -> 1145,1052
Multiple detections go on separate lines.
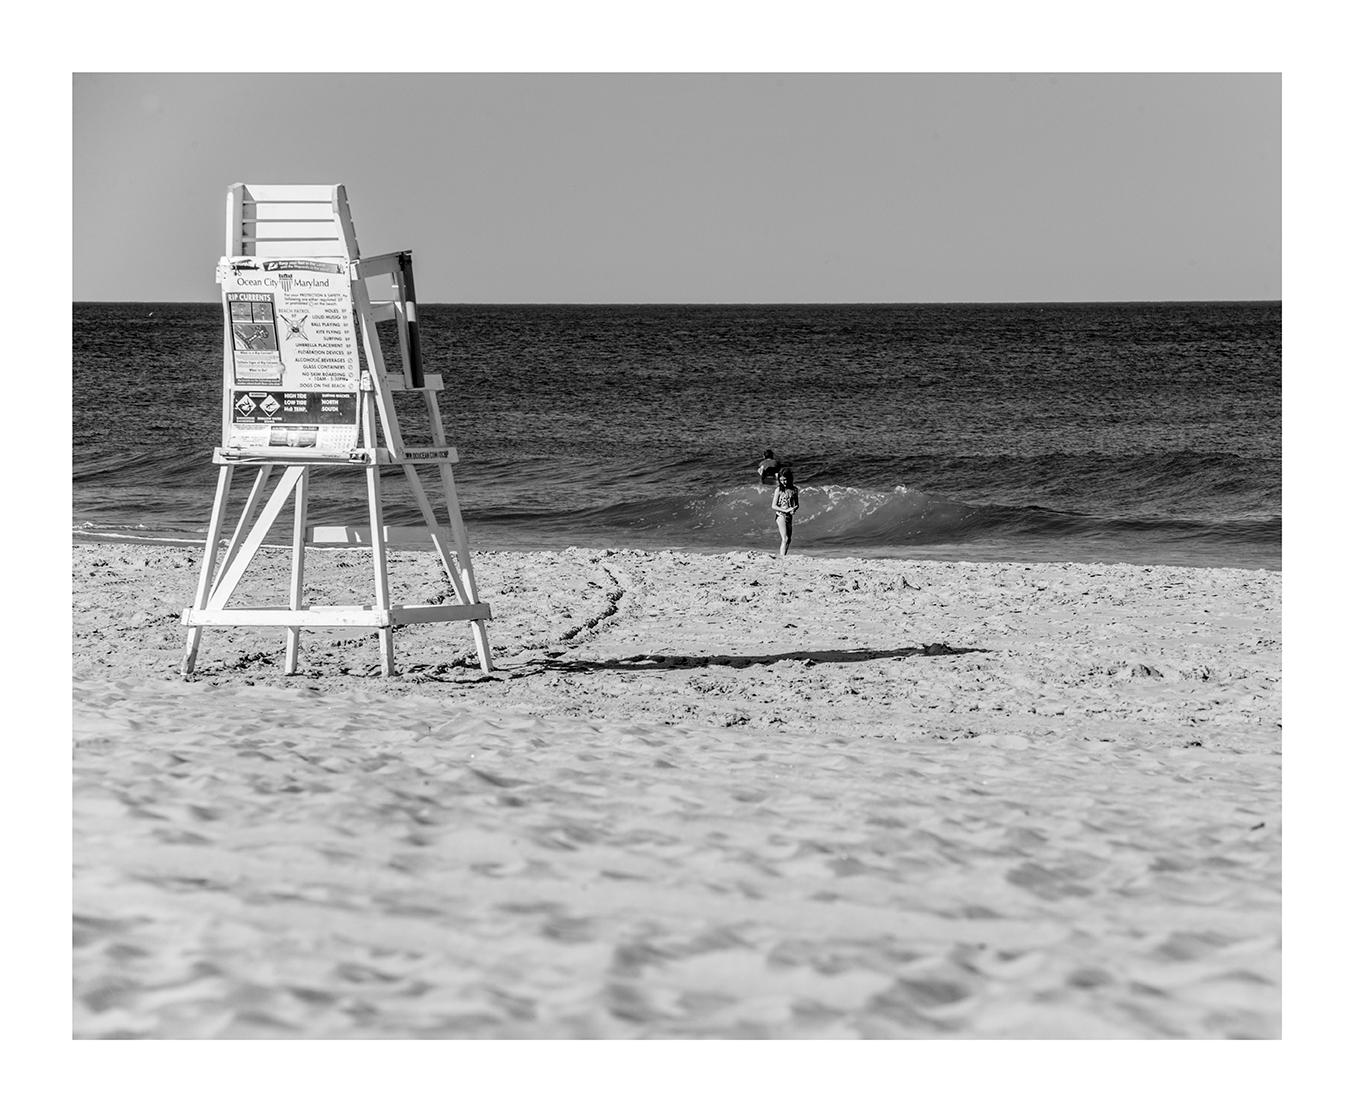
181,183 -> 492,677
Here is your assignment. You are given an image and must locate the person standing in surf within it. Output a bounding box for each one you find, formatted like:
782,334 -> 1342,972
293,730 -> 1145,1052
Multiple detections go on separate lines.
771,467 -> 799,556
757,448 -> 781,485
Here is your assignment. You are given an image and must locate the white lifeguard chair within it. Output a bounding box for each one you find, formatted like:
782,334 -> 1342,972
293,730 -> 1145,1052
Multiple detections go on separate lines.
180,183 -> 493,677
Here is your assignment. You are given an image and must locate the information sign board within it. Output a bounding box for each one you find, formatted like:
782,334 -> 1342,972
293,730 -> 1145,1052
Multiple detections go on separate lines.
217,257 -> 361,453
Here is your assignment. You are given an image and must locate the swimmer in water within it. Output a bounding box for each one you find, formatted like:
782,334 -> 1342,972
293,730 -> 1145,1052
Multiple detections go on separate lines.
757,448 -> 781,485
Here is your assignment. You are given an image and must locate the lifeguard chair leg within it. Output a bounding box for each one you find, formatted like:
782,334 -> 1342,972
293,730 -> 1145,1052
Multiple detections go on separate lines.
439,459 -> 492,675
424,400 -> 493,675
182,464 -> 235,675
284,468 -> 309,675
365,460 -> 396,676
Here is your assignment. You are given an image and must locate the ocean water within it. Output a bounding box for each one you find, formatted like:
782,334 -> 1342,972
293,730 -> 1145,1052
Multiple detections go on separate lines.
73,302 -> 1280,569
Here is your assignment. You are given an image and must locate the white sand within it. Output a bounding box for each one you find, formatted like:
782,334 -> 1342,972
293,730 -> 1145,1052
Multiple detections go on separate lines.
73,543 -> 1280,1037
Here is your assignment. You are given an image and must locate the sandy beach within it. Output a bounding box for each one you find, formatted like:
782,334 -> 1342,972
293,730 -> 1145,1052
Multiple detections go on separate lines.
72,542 -> 1280,1038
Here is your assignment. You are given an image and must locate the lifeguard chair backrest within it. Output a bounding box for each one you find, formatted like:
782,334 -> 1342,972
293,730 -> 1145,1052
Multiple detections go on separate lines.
225,183 -> 360,260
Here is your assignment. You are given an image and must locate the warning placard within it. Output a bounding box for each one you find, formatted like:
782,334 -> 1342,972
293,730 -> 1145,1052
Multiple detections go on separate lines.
217,257 -> 361,453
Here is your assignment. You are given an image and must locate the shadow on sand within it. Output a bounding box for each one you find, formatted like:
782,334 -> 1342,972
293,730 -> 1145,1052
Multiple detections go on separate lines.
518,643 -> 989,675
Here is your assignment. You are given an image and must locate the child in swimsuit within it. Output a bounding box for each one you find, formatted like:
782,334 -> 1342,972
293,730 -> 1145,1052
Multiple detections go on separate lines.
771,468 -> 799,556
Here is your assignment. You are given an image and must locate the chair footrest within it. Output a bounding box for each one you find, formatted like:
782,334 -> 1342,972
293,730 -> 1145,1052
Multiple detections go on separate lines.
183,603 -> 491,628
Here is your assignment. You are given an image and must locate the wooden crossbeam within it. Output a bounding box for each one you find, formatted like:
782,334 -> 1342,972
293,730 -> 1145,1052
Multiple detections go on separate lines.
307,524 -> 458,545
213,464 -> 274,596
207,466 -> 305,610
183,603 -> 493,628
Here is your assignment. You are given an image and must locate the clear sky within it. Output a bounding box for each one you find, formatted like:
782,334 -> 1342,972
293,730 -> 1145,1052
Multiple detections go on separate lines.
73,72 -> 1279,303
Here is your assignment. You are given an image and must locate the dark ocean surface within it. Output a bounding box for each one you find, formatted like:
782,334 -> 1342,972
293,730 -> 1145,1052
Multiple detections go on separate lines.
73,301 -> 1280,569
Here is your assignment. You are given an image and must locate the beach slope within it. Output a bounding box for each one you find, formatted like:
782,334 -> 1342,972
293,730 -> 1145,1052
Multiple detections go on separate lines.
73,544 -> 1281,1038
